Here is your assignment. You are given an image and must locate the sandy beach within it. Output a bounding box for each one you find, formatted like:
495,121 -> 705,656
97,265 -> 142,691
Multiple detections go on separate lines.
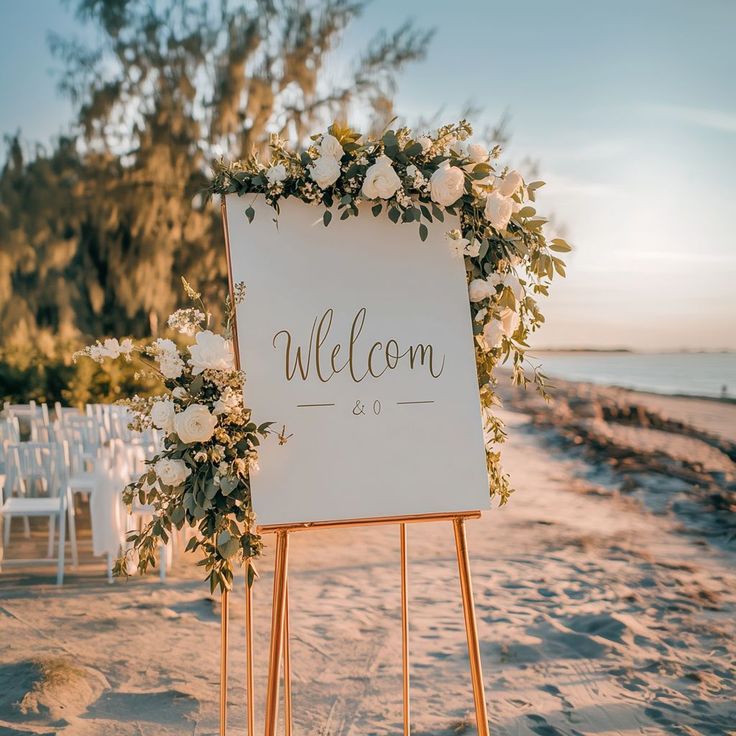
1,378 -> 735,735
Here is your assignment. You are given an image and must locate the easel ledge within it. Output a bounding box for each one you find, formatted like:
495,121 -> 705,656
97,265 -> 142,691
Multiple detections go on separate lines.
257,509 -> 481,534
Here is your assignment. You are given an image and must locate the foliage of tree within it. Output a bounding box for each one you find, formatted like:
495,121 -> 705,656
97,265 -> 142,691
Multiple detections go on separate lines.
0,0 -> 431,364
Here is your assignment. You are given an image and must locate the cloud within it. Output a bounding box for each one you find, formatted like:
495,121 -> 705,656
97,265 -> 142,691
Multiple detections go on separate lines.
646,104 -> 736,134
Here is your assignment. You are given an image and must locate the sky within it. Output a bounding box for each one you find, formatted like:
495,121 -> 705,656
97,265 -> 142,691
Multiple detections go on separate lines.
1,0 -> 735,351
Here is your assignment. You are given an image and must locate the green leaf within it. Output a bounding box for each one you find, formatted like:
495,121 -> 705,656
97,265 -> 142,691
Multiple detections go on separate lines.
388,207 -> 400,224
549,238 -> 572,253
419,223 -> 428,242
371,203 -> 382,217
220,475 -> 239,495
245,206 -> 255,223
323,210 -> 332,227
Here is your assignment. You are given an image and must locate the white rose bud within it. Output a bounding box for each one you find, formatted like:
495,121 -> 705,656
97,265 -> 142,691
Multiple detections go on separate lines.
496,169 -> 523,197
174,403 -> 218,444
150,399 -> 176,433
188,330 -> 234,375
417,136 -> 432,152
405,164 -> 418,179
481,320 -> 505,351
484,191 -> 513,230
429,161 -> 465,207
319,133 -> 344,160
154,458 -> 191,487
466,143 -> 489,163
362,155 -> 401,200
468,278 -> 495,303
309,155 -> 341,189
266,163 -> 287,185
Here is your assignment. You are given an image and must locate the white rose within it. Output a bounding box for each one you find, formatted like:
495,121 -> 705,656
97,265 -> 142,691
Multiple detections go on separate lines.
174,403 -> 218,444
158,352 -> 184,379
362,155 -> 401,200
406,164 -> 418,179
500,307 -> 520,337
496,170 -> 523,197
481,320 -> 505,351
468,278 -> 495,303
417,136 -> 432,152
429,161 -> 465,207
151,399 -> 176,433
309,155 -> 341,189
484,191 -> 513,230
266,163 -> 287,185
172,386 -> 188,399
319,133 -> 344,160
188,330 -> 234,375
466,143 -> 488,164
154,458 -> 191,487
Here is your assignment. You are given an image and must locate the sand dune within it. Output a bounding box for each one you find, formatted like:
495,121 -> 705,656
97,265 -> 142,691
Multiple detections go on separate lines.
1,388 -> 735,735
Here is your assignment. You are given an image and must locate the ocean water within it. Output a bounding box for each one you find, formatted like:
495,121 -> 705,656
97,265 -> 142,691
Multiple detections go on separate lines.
533,352 -> 736,400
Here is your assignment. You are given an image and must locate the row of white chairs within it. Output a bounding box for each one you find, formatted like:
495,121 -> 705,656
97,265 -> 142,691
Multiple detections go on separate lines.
0,403 -> 167,584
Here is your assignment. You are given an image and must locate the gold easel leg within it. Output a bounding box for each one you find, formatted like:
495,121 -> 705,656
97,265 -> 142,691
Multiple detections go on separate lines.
400,523 -> 410,736
220,588 -> 230,736
283,581 -> 292,736
245,562 -> 255,736
453,518 -> 489,736
264,530 -> 290,736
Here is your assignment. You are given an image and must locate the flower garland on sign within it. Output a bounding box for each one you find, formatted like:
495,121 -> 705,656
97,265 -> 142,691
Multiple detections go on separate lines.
209,120 -> 570,503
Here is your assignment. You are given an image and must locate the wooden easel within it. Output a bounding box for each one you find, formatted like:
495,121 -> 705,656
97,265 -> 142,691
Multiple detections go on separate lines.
219,198 -> 490,736
219,513 -> 489,736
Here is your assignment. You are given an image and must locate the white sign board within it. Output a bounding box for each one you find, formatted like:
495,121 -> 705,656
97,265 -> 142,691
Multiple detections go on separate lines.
225,195 -> 489,527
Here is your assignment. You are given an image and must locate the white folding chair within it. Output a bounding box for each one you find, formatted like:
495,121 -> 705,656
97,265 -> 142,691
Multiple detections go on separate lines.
0,442 -> 77,584
57,429 -> 98,502
63,415 -> 105,461
54,402 -> 82,426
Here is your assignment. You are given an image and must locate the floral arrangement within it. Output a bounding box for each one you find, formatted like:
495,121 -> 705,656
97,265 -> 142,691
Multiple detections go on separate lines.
75,120 -> 568,592
209,120 -> 570,503
75,280 -> 275,591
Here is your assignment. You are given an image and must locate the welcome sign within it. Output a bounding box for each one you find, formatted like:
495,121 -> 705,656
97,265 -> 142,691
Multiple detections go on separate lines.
225,195 -> 489,527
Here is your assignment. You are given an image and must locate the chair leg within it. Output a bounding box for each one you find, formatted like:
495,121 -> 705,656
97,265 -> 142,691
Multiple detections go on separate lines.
4,514 -> 11,546
47,516 -> 56,558
67,491 -> 78,568
0,512 -> 4,573
56,510 -> 66,586
159,544 -> 167,581
22,516 -> 30,538
107,553 -> 113,584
